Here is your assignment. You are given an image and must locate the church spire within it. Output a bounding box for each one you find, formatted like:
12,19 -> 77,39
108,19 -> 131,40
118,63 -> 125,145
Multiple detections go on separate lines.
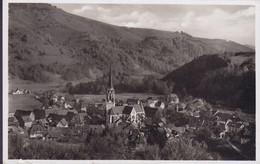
106,65 -> 115,111
108,66 -> 113,89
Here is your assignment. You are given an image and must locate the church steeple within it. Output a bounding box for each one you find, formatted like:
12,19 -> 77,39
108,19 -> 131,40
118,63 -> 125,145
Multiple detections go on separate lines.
106,66 -> 115,111
108,66 -> 113,89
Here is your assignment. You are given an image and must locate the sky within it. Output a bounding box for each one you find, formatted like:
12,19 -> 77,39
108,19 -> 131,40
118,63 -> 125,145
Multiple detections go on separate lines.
53,4 -> 255,46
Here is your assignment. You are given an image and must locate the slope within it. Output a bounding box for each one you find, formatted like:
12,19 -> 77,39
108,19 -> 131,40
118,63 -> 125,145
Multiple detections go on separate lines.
163,52 -> 255,113
8,3 -> 254,85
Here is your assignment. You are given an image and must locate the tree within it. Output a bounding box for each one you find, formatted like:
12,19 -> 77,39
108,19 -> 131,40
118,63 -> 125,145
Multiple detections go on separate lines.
161,137 -> 212,160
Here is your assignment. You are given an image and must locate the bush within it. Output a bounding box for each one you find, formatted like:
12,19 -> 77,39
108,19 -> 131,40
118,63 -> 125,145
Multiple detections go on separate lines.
161,137 -> 212,160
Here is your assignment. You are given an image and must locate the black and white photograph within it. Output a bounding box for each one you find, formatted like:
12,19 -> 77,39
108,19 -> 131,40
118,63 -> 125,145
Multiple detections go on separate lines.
2,0 -> 259,163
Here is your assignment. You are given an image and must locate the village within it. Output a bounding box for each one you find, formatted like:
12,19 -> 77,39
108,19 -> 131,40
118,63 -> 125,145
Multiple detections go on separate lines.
8,69 -> 255,159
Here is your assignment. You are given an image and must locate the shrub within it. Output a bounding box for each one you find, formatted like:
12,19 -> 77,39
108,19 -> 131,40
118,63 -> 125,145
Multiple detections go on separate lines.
161,137 -> 212,160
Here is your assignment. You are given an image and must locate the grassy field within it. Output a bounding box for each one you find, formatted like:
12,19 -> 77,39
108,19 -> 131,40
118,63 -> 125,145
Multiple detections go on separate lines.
74,93 -> 164,103
8,91 -> 164,113
8,94 -> 42,113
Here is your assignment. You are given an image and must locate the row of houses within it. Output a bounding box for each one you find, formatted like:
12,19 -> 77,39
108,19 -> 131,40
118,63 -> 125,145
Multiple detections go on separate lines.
10,89 -> 31,95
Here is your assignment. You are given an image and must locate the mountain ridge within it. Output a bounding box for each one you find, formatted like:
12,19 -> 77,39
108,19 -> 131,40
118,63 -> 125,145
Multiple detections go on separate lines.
163,52 -> 255,113
8,3 -> 254,84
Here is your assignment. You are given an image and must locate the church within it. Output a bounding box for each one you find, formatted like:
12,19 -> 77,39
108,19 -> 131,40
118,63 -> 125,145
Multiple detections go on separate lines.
105,67 -> 145,124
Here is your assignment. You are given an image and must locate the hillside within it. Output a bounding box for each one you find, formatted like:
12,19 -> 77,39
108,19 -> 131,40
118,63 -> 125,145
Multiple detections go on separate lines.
163,52 -> 255,113
8,3 -> 254,84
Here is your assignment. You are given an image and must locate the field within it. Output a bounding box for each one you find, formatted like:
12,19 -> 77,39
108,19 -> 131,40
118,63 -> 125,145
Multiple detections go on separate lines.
74,93 -> 164,103
8,94 -> 42,113
8,90 -> 164,113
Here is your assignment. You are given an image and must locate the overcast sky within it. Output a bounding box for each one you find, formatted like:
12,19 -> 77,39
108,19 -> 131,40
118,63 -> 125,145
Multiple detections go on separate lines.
53,4 -> 255,45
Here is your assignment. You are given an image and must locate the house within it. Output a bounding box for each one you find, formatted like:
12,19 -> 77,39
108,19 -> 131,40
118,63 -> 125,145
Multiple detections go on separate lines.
19,115 -> 33,128
147,99 -> 165,109
14,110 -> 31,117
64,103 -> 73,109
29,109 -> 45,121
226,121 -> 243,133
8,116 -> 19,126
165,124 -> 186,136
176,103 -> 187,112
72,99 -> 84,112
8,113 -> 15,117
28,124 -> 46,139
45,108 -> 78,117
214,112 -> 233,125
188,117 -> 203,130
44,130 -> 62,141
69,113 -> 89,126
127,98 -> 140,105
166,93 -> 179,104
144,107 -> 158,118
12,89 -> 24,95
47,114 -> 64,127
192,112 -> 200,118
56,118 -> 69,128
8,126 -> 25,134
108,104 -> 145,124
78,113 -> 88,124
238,128 -> 252,144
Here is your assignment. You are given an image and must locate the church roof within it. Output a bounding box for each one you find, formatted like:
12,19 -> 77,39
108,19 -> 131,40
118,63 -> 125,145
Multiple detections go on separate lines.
110,106 -> 125,115
128,104 -> 144,113
110,105 -> 144,115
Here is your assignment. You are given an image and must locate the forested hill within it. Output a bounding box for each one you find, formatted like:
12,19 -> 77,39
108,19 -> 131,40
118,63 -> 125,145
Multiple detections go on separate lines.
8,3 -> 254,83
163,52 -> 255,113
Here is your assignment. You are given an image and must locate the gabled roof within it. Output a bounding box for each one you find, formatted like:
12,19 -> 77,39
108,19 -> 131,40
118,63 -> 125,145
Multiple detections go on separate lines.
144,107 -> 158,118
123,106 -> 134,114
215,113 -> 232,121
21,115 -> 33,122
78,113 -> 88,122
227,122 -> 242,128
58,118 -> 68,126
65,112 -> 75,122
47,114 -> 64,122
32,109 -> 45,119
110,104 -> 144,115
14,110 -> 31,117
29,124 -> 46,134
110,106 -> 125,115
128,104 -> 144,113
165,124 -> 185,134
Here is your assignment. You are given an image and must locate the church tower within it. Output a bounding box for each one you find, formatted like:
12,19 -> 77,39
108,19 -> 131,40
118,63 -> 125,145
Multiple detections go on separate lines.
106,66 -> 115,111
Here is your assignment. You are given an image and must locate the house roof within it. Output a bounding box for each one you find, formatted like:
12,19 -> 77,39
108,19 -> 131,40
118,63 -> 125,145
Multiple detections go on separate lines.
58,118 -> 68,126
47,114 -> 64,122
144,107 -> 158,118
165,124 -> 185,134
78,113 -> 88,122
110,106 -> 125,115
29,124 -> 46,134
21,115 -> 33,122
65,112 -> 75,122
14,110 -> 31,117
32,109 -> 45,119
215,113 -> 232,121
123,106 -> 134,114
227,122 -> 242,128
129,104 -> 144,113
127,98 -> 140,104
